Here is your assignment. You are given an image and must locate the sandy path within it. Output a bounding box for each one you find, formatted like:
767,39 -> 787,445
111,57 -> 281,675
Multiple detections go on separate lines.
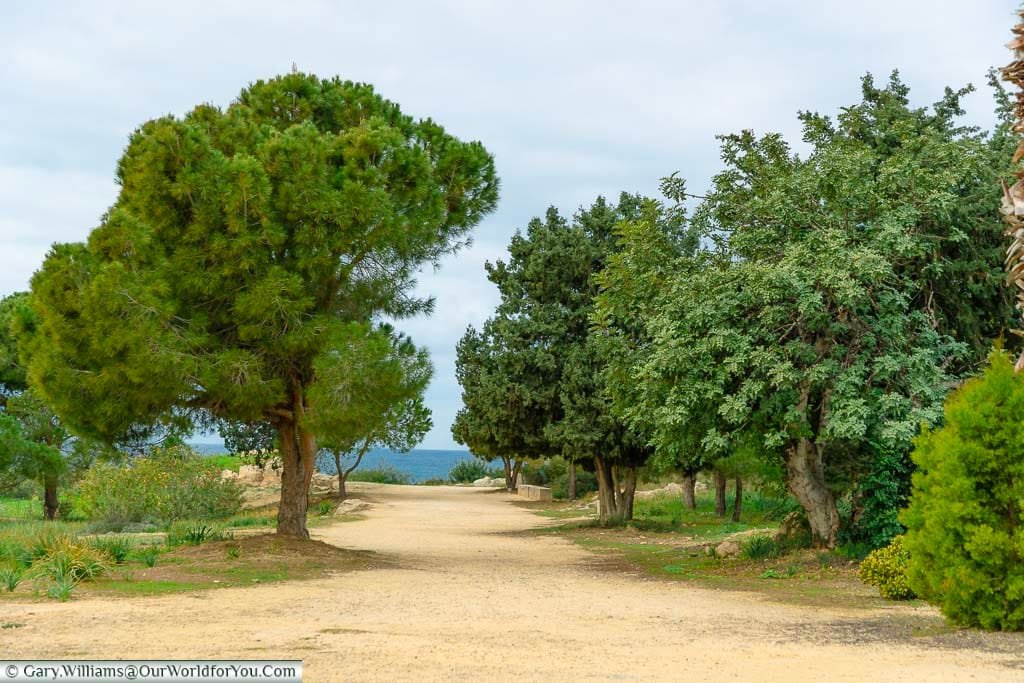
1,484 -> 1021,682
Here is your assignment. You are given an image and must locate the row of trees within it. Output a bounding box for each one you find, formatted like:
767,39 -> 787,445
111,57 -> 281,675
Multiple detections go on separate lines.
454,72 -> 1017,547
1,72 -> 498,537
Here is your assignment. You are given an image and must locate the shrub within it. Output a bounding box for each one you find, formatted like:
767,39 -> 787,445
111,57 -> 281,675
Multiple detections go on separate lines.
550,469 -> 598,500
902,353 -> 1024,629
447,459 -> 494,483
166,522 -> 226,547
30,536 -> 106,584
75,445 -> 242,527
137,546 -> 160,568
348,466 -> 411,485
740,535 -> 781,560
421,478 -> 447,486
90,536 -> 134,564
316,500 -> 333,516
0,565 -> 23,592
858,535 -> 914,600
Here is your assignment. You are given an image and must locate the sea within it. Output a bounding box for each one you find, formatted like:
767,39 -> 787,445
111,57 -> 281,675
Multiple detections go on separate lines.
188,442 -> 474,483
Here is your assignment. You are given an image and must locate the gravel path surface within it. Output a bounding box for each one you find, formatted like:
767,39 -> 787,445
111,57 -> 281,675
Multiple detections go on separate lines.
1,484 -> 1021,682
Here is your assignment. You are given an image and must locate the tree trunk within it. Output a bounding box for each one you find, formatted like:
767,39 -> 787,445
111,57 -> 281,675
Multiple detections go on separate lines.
275,406 -> 316,539
508,460 -> 522,491
617,466 -> 637,520
594,456 -> 636,523
681,472 -> 696,510
731,477 -> 743,523
786,438 -> 839,548
568,462 -> 577,501
334,452 -> 347,499
594,455 -> 619,523
502,456 -> 512,489
713,470 -> 727,517
43,476 -> 58,521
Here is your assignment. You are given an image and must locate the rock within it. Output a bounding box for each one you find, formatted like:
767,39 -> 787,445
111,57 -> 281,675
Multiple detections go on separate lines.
221,469 -> 238,480
662,482 -> 683,497
311,473 -> 337,492
715,541 -> 741,558
334,498 -> 372,515
260,467 -> 282,487
472,477 -> 505,487
236,465 -> 264,485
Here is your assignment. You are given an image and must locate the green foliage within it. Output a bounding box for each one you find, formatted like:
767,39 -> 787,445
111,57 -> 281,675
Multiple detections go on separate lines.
312,323 -> 433,485
136,546 -> 160,568
166,522 -> 225,547
858,535 -> 914,600
24,72 -> 497,537
447,459 -> 499,483
28,535 -> 107,600
902,353 -> 1024,629
0,565 -> 23,592
843,449 -> 914,550
346,466 -> 410,485
550,470 -> 598,500
316,500 -> 333,516
89,535 -> 135,564
75,446 -> 242,527
225,545 -> 241,560
595,73 -> 1010,545
741,535 -> 782,561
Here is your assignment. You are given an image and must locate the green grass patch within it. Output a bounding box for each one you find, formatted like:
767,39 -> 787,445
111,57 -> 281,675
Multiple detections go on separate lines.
203,455 -> 241,473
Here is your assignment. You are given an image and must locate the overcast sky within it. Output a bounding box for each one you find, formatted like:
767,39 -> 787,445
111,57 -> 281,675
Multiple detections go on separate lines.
0,1 -> 1016,449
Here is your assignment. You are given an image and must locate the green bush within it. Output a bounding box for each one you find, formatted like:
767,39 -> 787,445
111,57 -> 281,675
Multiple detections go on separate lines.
447,459 -> 498,483
740,535 -> 781,560
136,546 -> 160,568
550,469 -> 598,500
89,536 -> 134,564
0,564 -> 23,592
75,445 -> 242,527
348,466 -> 411,485
902,352 -> 1024,629
858,535 -> 914,600
166,522 -> 227,547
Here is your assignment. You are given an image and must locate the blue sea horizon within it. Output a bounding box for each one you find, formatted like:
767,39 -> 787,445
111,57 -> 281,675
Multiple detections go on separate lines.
188,442 -> 475,483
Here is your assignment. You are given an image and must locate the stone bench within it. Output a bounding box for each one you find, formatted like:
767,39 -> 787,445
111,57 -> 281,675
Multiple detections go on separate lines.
516,484 -> 553,502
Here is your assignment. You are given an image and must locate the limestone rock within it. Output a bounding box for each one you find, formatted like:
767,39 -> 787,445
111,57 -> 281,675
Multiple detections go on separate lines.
334,498 -> 372,516
472,477 -> 506,487
715,541 -> 741,558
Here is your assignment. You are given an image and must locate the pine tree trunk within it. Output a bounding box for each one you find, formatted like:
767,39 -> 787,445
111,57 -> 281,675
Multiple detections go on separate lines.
568,462 -> 577,501
731,477 -> 743,523
502,456 -> 513,490
43,476 -> 58,521
334,452 -> 346,499
681,472 -> 696,510
786,438 -> 839,548
276,414 -> 315,539
714,470 -> 727,517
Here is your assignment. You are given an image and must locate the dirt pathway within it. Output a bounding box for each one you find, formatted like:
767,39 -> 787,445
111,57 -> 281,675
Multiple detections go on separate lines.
1,485 -> 1021,682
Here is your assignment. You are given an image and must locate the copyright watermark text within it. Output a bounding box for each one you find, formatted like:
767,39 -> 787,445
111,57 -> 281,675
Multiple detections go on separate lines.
0,661 -> 301,682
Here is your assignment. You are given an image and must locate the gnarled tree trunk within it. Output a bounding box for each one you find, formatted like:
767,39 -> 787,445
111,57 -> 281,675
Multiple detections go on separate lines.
681,472 -> 697,510
594,455 -> 637,523
786,438 -> 839,547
